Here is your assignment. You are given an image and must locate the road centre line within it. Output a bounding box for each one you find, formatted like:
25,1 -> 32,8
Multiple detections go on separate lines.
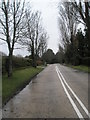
57,65 -> 90,118
56,66 -> 84,119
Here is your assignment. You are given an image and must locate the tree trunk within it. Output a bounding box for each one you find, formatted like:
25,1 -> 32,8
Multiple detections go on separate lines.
35,49 -> 37,68
8,52 -> 13,77
32,41 -> 36,68
88,25 -> 90,58
85,2 -> 90,57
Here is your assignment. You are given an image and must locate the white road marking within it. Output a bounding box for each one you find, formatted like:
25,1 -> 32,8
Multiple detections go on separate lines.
56,66 -> 84,120
57,65 -> 90,118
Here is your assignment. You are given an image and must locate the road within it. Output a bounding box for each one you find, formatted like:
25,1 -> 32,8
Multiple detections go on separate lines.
2,64 -> 89,119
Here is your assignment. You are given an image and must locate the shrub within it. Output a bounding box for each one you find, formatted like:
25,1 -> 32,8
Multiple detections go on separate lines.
36,60 -> 43,66
81,57 -> 90,66
2,56 -> 32,74
2,56 -> 6,74
12,57 -> 31,68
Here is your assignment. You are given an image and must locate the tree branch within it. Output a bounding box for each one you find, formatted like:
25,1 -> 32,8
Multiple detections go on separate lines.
0,37 -> 6,41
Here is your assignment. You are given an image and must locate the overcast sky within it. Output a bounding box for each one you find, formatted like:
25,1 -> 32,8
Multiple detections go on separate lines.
0,0 -> 60,56
30,0 -> 60,53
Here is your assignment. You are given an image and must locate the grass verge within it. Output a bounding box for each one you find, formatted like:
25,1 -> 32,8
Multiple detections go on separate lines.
67,65 -> 90,73
2,67 -> 43,106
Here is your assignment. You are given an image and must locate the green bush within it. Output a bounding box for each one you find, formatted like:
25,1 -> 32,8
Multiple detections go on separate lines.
2,56 -> 6,74
2,56 -> 32,74
12,57 -> 32,68
81,57 -> 90,66
36,60 -> 43,66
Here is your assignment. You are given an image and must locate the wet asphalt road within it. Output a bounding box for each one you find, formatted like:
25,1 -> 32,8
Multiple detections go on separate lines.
2,64 -> 89,119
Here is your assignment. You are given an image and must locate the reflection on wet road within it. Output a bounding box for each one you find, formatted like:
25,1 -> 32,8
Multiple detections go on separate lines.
2,64 -> 88,118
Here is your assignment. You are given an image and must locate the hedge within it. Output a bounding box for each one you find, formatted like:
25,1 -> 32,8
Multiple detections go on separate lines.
81,57 -> 90,66
2,56 -> 32,74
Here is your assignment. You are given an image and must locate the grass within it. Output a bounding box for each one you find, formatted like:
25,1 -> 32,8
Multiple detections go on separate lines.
2,67 -> 43,105
67,65 -> 90,73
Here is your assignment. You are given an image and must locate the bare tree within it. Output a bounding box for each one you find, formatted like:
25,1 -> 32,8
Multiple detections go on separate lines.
20,9 -> 48,67
37,31 -> 48,57
0,0 -> 25,77
58,2 -> 78,48
72,0 -> 90,56
58,2 -> 79,64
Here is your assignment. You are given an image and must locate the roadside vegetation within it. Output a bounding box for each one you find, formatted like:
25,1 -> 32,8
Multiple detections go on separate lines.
0,0 -> 48,77
2,50 -> 45,106
41,1 -> 90,72
66,65 -> 90,73
1,0 -> 90,106
57,2 -> 89,67
2,67 -> 43,105
0,80 -> 2,96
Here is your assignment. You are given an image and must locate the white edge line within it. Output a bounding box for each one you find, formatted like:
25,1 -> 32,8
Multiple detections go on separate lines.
55,66 -> 84,119
57,66 -> 90,118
